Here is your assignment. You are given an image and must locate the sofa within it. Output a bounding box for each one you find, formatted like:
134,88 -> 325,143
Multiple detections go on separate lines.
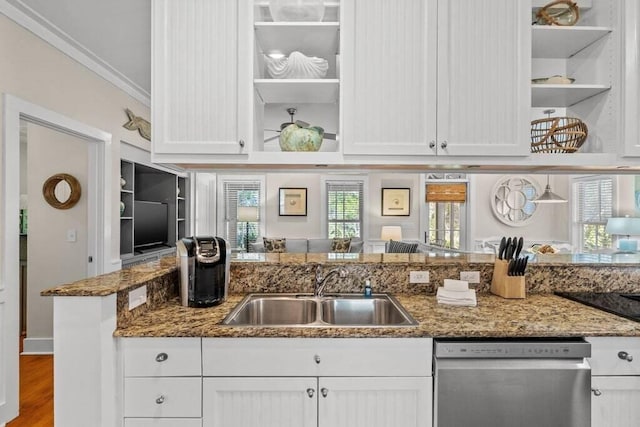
249,238 -> 364,253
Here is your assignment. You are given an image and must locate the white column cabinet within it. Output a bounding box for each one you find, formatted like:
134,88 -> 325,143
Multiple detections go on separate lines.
588,337 -> 640,427
622,0 -> 640,156
342,0 -> 530,157
151,0 -> 252,161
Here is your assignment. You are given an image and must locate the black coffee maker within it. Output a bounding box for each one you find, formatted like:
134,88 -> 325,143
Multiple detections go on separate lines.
176,236 -> 230,307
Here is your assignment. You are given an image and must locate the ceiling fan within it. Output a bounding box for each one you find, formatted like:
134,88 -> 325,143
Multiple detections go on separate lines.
264,107 -> 337,143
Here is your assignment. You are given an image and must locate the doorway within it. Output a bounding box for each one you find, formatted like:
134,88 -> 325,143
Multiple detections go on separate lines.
19,121 -> 90,354
1,94 -> 112,425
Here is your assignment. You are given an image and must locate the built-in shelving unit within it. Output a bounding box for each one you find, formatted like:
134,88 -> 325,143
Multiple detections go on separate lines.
530,0 -> 619,158
120,160 -> 189,267
252,0 -> 341,154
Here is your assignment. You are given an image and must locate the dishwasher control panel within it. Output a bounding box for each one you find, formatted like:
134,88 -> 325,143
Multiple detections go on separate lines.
434,339 -> 591,359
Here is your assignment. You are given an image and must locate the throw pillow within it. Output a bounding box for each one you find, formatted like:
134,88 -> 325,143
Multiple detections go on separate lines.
349,240 -> 364,253
331,238 -> 351,253
386,240 -> 418,253
263,237 -> 287,253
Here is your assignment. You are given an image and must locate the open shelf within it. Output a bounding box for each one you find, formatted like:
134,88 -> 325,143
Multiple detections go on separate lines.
532,26 -> 612,58
255,22 -> 339,59
255,79 -> 339,103
531,84 -> 611,107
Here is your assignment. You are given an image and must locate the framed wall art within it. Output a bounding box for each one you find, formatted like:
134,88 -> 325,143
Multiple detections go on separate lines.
381,188 -> 410,216
279,187 -> 307,216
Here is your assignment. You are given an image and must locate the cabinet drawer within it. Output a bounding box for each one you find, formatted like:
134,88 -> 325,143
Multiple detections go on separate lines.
124,419 -> 202,427
123,337 -> 201,377
202,338 -> 432,377
588,337 -> 640,376
124,377 -> 202,418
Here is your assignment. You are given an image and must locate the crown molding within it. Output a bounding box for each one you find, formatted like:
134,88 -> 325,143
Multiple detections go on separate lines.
0,0 -> 150,106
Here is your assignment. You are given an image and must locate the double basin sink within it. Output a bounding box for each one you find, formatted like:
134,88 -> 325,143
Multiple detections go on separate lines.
223,293 -> 418,328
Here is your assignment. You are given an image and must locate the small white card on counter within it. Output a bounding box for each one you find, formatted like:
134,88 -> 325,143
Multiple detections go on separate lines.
443,279 -> 469,292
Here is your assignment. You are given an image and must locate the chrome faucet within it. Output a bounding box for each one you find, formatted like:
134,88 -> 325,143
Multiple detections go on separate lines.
314,265 -> 348,297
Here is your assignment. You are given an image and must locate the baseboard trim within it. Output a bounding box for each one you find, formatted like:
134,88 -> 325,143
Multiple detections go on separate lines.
22,337 -> 53,355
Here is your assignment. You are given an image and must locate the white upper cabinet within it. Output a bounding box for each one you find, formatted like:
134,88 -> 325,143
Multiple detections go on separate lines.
437,0 -> 531,156
622,0 -> 640,156
342,0 -> 530,157
342,0 -> 438,156
151,0 -> 252,162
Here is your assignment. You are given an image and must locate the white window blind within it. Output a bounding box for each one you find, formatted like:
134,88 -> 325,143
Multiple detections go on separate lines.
326,180 -> 364,238
575,178 -> 613,223
574,177 -> 613,252
223,181 -> 261,249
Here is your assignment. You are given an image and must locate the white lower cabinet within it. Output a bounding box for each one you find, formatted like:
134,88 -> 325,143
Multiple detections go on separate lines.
588,337 -> 640,427
202,376 -> 431,427
124,419 -> 202,427
202,338 -> 433,427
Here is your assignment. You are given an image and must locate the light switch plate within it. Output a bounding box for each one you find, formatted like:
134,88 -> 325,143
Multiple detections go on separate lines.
128,285 -> 147,310
409,271 -> 430,283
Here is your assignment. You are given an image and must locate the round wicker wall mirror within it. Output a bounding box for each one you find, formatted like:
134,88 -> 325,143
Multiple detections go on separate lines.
42,173 -> 81,209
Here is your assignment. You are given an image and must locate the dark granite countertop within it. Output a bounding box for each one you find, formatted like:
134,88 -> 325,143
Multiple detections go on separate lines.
114,293 -> 640,339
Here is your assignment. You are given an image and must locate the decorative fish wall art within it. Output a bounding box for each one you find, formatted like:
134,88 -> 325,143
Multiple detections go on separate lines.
123,108 -> 151,141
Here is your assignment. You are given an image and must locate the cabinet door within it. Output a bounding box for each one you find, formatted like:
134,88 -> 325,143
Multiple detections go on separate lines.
623,0 -> 640,156
318,377 -> 432,427
202,377 -> 317,427
342,0 -> 438,156
592,376 -> 640,427
436,0 -> 530,156
152,0 -> 251,158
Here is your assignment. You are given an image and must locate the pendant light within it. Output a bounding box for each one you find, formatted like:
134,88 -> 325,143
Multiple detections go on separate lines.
533,175 -> 567,204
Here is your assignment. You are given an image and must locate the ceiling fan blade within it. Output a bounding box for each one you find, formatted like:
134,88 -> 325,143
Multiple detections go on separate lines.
323,132 -> 337,140
265,129 -> 281,132
264,134 -> 279,143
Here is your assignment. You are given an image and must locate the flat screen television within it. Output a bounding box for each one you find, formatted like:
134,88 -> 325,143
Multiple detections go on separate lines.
134,200 -> 169,250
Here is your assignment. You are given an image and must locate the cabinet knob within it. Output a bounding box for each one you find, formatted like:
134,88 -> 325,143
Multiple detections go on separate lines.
306,388 -> 315,398
591,388 -> 602,397
314,354 -> 321,364
320,388 -> 329,398
155,352 -> 169,362
440,141 -> 448,149
156,395 -> 165,404
618,351 -> 634,362
239,139 -> 245,148
429,141 -> 436,149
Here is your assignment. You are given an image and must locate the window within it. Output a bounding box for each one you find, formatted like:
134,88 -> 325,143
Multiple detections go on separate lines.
573,176 -> 613,252
326,180 -> 364,238
222,180 -> 262,250
424,174 -> 468,250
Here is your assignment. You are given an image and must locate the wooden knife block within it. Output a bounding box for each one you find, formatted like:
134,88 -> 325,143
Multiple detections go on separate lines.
491,259 -> 526,299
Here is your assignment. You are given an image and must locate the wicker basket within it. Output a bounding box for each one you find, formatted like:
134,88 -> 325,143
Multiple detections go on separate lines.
530,116 -> 588,153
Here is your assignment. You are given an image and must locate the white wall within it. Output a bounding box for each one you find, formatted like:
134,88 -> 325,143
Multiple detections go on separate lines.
469,174 -> 571,245
26,123 -> 88,341
366,173 -> 421,241
265,173 -> 323,238
0,15 -> 150,269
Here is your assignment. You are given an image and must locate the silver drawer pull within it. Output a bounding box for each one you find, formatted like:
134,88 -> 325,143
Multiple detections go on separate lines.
314,354 -> 321,364
618,351 -> 634,362
306,388 -> 315,398
592,388 -> 602,397
321,388 -> 329,398
156,395 -> 165,404
155,352 -> 169,362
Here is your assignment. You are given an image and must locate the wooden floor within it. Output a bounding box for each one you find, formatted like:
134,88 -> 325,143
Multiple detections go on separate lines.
7,337 -> 53,427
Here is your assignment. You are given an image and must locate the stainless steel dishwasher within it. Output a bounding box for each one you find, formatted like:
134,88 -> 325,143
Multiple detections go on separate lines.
434,338 -> 591,427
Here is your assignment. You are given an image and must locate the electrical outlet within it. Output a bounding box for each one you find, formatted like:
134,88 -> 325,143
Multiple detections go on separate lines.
460,271 -> 480,284
128,285 -> 147,310
409,271 -> 430,284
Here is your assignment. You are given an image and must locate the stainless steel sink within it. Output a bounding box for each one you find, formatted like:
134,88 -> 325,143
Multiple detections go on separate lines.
222,295 -> 318,326
222,293 -> 418,327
